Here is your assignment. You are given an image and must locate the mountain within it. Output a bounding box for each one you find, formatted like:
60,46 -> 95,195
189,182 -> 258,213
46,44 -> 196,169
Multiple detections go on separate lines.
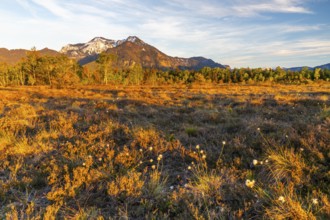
59,37 -> 118,59
315,63 -> 330,70
59,36 -> 148,59
285,66 -> 313,72
60,36 -> 225,70
286,63 -> 330,71
0,48 -> 59,64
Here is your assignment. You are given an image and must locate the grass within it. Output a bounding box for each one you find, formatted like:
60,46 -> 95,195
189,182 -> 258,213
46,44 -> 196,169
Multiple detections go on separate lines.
0,83 -> 329,219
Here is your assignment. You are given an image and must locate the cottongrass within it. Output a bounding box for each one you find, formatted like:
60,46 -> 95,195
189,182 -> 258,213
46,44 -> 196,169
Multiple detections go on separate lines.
312,198 -> 318,205
278,196 -> 286,203
245,179 -> 255,188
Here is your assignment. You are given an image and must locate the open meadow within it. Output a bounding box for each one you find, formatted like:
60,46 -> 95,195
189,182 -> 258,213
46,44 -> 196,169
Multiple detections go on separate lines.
0,83 -> 329,219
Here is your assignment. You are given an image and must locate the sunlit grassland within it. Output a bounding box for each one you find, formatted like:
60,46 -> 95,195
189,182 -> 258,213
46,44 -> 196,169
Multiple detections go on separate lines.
0,83 -> 329,219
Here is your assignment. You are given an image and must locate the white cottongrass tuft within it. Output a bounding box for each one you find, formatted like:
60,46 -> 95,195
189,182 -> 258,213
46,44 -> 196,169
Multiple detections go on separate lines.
245,179 -> 255,188
278,196 -> 285,203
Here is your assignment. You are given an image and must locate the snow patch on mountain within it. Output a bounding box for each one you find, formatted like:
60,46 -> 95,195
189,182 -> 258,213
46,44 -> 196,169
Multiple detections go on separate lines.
60,36 -> 146,57
81,37 -> 117,54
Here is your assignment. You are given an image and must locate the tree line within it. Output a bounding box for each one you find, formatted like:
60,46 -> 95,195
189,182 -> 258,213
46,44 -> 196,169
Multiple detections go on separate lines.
0,48 -> 80,87
0,50 -> 329,87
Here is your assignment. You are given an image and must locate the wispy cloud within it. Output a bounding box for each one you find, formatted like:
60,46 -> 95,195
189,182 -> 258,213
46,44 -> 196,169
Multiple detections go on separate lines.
272,40 -> 330,56
15,0 -> 39,17
166,0 -> 312,18
232,0 -> 312,16
2,0 -> 329,68
30,0 -> 73,18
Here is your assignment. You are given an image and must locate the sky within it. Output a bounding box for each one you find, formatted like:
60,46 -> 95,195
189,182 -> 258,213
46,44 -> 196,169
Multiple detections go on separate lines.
1,0 -> 330,68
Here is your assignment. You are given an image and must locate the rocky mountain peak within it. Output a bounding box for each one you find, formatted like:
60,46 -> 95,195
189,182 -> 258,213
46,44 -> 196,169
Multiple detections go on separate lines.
89,36 -> 112,42
59,36 -> 226,70
59,37 -> 117,58
60,36 -> 148,58
126,36 -> 145,45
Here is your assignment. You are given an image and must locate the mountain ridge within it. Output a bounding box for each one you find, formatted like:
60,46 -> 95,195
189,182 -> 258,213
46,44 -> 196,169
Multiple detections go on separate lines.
60,36 -> 226,70
1,37 -> 329,70
0,48 -> 59,64
286,63 -> 330,71
315,63 -> 330,70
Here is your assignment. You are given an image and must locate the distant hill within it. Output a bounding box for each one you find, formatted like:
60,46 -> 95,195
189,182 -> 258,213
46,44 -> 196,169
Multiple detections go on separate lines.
286,63 -> 330,71
60,36 -> 225,70
0,48 -> 59,64
285,66 -> 313,72
315,63 -> 330,70
0,48 -> 28,64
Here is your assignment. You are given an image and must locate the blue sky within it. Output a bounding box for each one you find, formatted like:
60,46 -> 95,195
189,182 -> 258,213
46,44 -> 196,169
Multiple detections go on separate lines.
1,0 -> 329,68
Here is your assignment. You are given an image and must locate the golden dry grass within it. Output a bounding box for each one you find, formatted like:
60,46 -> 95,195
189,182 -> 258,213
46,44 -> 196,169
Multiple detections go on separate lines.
0,83 -> 329,219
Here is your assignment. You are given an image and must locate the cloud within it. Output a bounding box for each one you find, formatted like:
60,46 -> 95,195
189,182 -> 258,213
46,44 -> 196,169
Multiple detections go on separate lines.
30,0 -> 73,18
271,40 -> 330,56
166,0 -> 312,18
280,24 -> 323,33
2,0 -> 328,68
232,0 -> 312,16
219,37 -> 330,68
14,0 -> 39,17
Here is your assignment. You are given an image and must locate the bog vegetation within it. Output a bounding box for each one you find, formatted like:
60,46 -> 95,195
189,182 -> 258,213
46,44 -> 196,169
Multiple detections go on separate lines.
0,50 -> 329,219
